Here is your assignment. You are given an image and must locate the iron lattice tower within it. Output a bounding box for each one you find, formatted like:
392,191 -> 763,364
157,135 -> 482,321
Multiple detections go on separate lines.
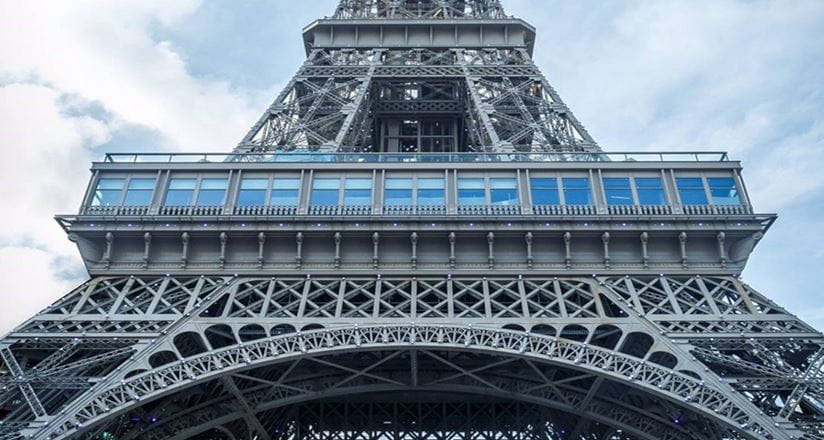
1,1 -> 822,439
236,0 -> 598,154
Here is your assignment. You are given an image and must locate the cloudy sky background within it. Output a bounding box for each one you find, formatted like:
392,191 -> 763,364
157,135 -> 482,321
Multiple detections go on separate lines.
0,0 -> 822,333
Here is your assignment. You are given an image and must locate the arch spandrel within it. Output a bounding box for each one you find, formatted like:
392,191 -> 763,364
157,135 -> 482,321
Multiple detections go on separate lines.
45,325 -> 774,440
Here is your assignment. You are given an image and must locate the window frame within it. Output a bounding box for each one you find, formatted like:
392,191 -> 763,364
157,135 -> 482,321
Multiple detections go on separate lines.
90,175 -> 158,208
675,176 -> 710,206
162,174 -> 230,207
311,174 -> 373,207
529,176 -> 561,206
561,176 -> 593,206
91,177 -> 126,207
384,176 -> 415,206
122,177 -> 158,207
489,177 -> 520,206
456,173 -> 521,207
343,177 -> 374,207
706,176 -> 741,206
416,175 -> 446,207
598,172 -> 670,207
194,177 -> 230,207
602,176 -> 635,206
270,176 -> 302,207
236,176 -> 271,207
633,176 -> 668,206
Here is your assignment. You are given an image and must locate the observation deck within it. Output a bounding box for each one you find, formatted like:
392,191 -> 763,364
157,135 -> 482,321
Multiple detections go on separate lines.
58,151 -> 772,277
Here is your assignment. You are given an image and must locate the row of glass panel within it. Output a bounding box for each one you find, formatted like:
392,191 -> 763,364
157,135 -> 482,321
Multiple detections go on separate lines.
91,175 -> 741,208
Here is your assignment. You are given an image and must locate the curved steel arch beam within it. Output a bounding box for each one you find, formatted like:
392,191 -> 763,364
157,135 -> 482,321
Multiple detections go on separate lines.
42,324 -> 780,440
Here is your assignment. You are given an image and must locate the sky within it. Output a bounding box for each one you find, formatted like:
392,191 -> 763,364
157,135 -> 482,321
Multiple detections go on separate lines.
0,0 -> 822,333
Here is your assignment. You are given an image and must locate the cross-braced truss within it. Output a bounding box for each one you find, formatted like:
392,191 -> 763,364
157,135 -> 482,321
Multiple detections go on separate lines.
333,0 -> 508,20
0,274 -> 820,439
237,47 -> 598,153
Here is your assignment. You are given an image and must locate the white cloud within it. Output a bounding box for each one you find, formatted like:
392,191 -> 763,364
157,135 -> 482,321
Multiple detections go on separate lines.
0,0 -> 268,333
510,0 -> 824,328
0,0 -> 263,151
0,83 -> 107,253
0,247 -> 76,337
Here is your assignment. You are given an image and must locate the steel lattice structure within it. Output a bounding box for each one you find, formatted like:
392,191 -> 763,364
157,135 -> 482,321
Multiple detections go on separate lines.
1,1 -> 822,439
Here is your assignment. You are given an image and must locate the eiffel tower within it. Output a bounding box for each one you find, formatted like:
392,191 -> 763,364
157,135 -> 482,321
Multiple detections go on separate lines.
1,1 -> 822,439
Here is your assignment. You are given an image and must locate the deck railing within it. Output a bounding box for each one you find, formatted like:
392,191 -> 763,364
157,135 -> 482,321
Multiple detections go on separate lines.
103,151 -> 730,164
80,204 -> 752,218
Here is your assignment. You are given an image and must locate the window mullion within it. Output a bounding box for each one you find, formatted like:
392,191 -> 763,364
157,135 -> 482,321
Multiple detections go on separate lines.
193,177 -> 203,207
118,177 -> 130,207
265,177 -> 274,207
629,175 -> 640,207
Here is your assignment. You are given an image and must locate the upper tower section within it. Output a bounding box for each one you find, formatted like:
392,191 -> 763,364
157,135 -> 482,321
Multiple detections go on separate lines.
332,0 -> 508,20
237,0 -> 598,154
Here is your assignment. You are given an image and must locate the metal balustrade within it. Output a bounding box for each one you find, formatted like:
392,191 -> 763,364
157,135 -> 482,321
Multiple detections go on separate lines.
683,204 -> 751,215
158,205 -> 225,216
489,205 -> 521,215
308,205 -> 374,216
384,205 -> 447,216
532,205 -> 597,216
232,205 -> 298,216
606,205 -> 674,216
82,206 -> 152,216
458,205 -> 488,216
80,203 -> 753,218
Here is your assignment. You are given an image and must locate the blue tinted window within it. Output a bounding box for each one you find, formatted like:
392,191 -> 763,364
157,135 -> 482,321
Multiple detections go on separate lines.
165,178 -> 196,206
93,178 -> 125,206
635,178 -> 666,206
385,178 -> 413,206
530,178 -> 559,205
238,178 -> 268,207
271,178 -> 300,206
458,178 -> 485,206
417,178 -> 445,206
196,178 -> 228,206
490,178 -> 518,206
603,178 -> 634,206
708,178 -> 740,205
311,178 -> 340,206
344,178 -> 372,206
563,178 -> 591,205
677,178 -> 708,205
123,178 -> 155,206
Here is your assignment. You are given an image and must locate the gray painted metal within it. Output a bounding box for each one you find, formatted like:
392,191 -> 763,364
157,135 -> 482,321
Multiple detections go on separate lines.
0,1 -> 821,439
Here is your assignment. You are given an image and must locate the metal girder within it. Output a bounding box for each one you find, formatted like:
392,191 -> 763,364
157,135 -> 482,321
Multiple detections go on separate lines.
3,272 -> 819,438
235,46 -> 599,153
0,348 -> 46,418
333,0 -> 507,20
19,322 -> 795,439
84,347 -> 704,440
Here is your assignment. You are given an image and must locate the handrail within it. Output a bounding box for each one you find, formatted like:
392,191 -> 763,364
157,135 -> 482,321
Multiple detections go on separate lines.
103,151 -> 730,164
